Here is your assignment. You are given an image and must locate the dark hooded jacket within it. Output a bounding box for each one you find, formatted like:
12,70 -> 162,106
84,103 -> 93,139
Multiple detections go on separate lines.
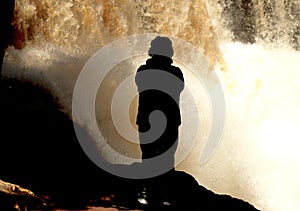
135,55 -> 184,127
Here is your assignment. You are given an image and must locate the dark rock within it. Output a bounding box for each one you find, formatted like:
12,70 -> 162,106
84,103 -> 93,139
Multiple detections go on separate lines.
0,0 -> 15,75
0,179 -> 45,211
0,78 -> 259,210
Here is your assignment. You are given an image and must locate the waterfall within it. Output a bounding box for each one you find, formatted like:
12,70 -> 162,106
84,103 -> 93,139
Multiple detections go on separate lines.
208,0 -> 300,48
2,0 -> 300,210
8,0 -> 224,63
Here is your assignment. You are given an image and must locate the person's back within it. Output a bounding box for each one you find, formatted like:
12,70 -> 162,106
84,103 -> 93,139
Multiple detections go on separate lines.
136,54 -> 184,128
135,36 -> 184,169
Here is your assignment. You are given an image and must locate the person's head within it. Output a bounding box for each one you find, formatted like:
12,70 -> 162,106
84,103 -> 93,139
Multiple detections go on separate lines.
148,36 -> 174,58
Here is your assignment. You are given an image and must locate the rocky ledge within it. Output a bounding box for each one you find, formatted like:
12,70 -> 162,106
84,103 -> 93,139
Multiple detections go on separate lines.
0,79 -> 259,210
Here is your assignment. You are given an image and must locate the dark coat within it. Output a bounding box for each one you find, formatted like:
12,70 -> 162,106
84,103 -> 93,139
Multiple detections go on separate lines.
135,55 -> 184,127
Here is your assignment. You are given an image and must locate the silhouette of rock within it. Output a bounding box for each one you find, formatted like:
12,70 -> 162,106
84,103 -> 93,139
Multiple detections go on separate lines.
0,79 -> 111,209
108,170 -> 259,210
0,0 -> 15,75
0,179 -> 45,211
0,79 -> 259,210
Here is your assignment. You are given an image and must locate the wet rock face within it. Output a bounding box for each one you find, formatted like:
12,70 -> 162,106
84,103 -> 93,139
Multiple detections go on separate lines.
0,179 -> 45,211
0,79 -> 107,190
0,79 -> 111,209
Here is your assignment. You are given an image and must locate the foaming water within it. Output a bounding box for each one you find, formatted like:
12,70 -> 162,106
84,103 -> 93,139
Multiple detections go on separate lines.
221,43 -> 300,211
178,42 -> 300,211
5,0 -> 225,113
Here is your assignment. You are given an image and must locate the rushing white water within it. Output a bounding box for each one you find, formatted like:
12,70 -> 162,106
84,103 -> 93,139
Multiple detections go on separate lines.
2,0 -> 300,210
178,42 -> 300,210
224,43 -> 300,211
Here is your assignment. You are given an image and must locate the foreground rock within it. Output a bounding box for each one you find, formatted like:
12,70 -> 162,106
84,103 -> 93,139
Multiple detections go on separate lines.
0,79 -> 259,210
108,169 -> 259,210
0,179 -> 45,211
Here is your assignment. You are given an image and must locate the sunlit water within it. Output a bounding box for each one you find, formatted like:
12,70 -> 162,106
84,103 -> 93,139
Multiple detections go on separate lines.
3,0 -> 300,210
178,42 -> 300,211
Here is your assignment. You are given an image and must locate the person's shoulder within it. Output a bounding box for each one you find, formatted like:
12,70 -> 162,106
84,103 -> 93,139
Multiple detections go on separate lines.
170,64 -> 180,70
171,65 -> 183,75
170,65 -> 184,82
137,64 -> 148,72
173,65 -> 182,71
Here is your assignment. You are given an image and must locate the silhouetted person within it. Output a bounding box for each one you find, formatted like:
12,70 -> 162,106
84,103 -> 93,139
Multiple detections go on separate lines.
135,36 -> 184,170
